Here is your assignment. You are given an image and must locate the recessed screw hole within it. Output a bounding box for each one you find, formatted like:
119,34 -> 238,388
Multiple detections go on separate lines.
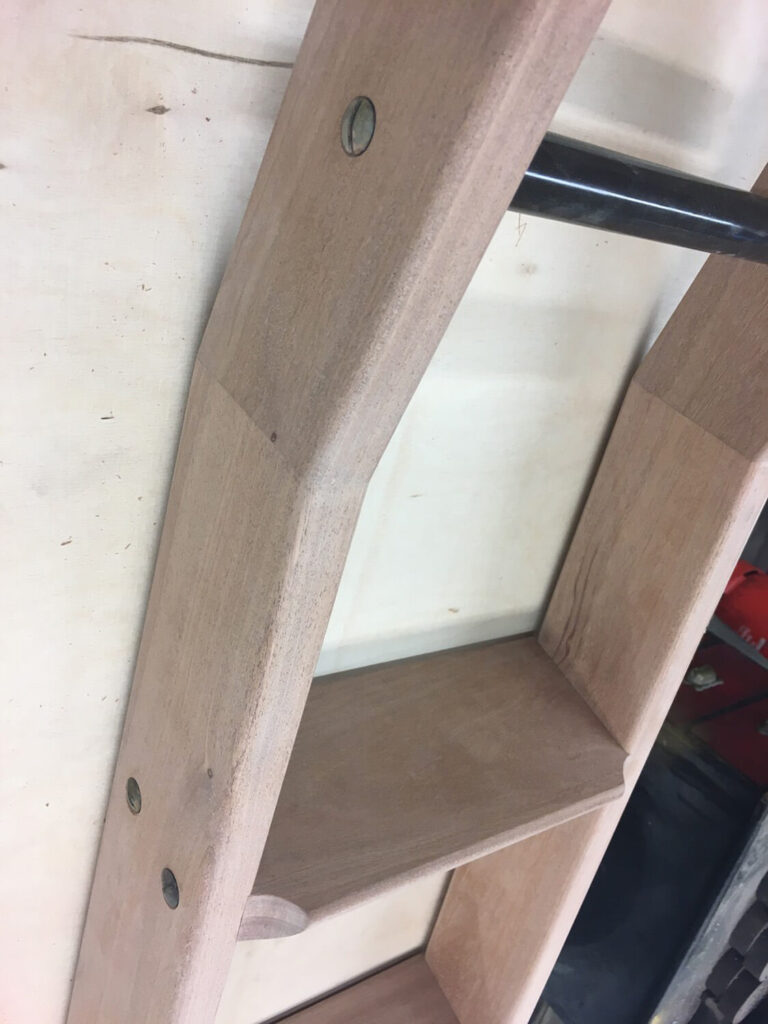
162,867 -> 179,909
126,777 -> 142,814
270,432 -> 277,443
340,96 -> 375,157
207,767 -> 213,778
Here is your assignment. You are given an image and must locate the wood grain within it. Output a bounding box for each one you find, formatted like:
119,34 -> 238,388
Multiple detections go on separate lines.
67,2 -> 607,1020
635,166 -> 768,463
283,956 -> 459,1024
428,177 -> 768,1021
427,808 -> 616,1024
542,383 -> 767,754
241,637 -> 624,938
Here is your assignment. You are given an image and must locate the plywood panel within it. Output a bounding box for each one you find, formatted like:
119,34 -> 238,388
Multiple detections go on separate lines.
4,2 -> 768,1022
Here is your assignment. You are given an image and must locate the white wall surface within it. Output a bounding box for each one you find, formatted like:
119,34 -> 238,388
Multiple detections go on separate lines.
2,1 -> 768,1022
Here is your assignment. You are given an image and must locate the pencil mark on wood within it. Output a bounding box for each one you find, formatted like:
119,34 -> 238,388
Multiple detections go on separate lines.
73,34 -> 295,69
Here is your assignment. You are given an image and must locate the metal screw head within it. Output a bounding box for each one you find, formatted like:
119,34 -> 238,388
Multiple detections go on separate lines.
340,96 -> 375,157
684,664 -> 723,692
126,777 -> 142,814
162,868 -> 179,909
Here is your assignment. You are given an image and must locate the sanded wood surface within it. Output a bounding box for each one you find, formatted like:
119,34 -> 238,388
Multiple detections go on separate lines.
635,166 -> 768,465
241,637 -> 624,938
67,2 -> 607,1021
542,382 -> 767,755
284,956 -> 459,1024
428,170 -> 768,1024
428,807 -> 616,1024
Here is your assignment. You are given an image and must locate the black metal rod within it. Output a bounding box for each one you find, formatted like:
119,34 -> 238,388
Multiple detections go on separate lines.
511,133 -> 768,264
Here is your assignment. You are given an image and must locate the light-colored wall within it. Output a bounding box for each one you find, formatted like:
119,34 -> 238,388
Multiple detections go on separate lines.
2,2 -> 767,1022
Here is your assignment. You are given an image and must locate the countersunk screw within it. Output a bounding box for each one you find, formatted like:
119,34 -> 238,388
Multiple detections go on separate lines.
162,867 -> 180,909
340,96 -> 376,157
125,776 -> 142,814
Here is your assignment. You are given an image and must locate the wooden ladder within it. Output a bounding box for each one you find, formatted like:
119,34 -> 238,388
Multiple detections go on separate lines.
66,2 -> 768,1021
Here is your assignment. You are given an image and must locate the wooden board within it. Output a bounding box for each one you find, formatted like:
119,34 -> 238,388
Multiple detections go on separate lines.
283,956 -> 459,1024
427,170 -> 768,1023
66,2 -> 609,1021
241,637 -> 624,938
542,382 -> 768,754
428,808 -> 615,1024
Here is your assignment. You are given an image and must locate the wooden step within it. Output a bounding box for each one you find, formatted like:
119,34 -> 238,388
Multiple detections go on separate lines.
283,956 -> 458,1023
240,637 -> 625,939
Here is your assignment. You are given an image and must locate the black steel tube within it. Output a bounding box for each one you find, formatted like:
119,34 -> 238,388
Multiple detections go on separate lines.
511,133 -> 768,264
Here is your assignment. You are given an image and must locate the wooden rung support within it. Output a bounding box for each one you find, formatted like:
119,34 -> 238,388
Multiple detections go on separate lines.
283,956 -> 458,1023
241,637 -> 625,939
66,2 -> 610,1020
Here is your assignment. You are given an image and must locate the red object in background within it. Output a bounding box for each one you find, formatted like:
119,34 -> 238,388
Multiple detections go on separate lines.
716,559 -> 768,655
671,643 -> 767,723
671,643 -> 768,788
693,693 -> 768,789
671,558 -> 768,789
